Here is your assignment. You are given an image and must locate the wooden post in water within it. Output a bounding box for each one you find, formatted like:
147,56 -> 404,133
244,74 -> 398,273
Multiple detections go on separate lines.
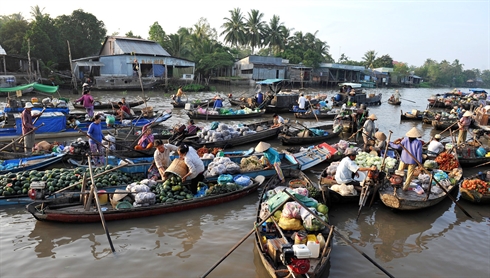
67,40 -> 78,94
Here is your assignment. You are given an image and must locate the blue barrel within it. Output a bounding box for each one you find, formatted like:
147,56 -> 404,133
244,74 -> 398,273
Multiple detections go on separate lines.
334,94 -> 342,101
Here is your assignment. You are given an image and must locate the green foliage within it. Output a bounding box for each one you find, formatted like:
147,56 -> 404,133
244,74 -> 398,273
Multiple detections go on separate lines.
0,19 -> 29,56
148,22 -> 166,45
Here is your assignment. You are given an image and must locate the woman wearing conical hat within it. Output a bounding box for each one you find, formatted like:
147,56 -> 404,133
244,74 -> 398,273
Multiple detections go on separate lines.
393,127 -> 423,191
255,142 -> 285,183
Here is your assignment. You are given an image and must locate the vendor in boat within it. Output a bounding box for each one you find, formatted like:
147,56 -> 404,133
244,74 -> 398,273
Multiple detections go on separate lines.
153,139 -> 179,180
368,132 -> 387,155
186,119 -> 200,136
362,114 -> 377,151
392,127 -> 423,191
457,111 -> 472,144
393,90 -> 400,102
427,134 -> 444,156
67,115 -> 80,129
178,144 -> 205,194
21,102 -> 41,154
213,95 -> 223,110
87,114 -> 105,166
335,148 -> 376,191
116,101 -> 132,121
255,142 -> 285,184
176,86 -> 185,103
272,113 -> 285,128
135,124 -> 154,150
256,90 -> 264,105
75,87 -> 95,118
297,93 -> 307,110
121,97 -> 131,111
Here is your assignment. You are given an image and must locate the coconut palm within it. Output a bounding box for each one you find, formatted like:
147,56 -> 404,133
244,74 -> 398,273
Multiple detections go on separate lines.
245,9 -> 265,54
220,8 -> 246,48
363,50 -> 377,68
264,15 -> 287,56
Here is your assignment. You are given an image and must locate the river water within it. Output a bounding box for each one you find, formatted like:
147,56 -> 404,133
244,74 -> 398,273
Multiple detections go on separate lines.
1,86 -> 489,278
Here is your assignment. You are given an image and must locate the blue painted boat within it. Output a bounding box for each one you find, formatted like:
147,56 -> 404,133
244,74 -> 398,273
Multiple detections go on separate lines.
0,153 -> 66,175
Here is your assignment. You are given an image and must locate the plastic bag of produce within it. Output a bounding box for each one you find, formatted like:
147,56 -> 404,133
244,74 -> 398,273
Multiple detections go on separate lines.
195,184 -> 208,198
210,122 -> 219,130
135,192 -> 156,204
293,187 -> 309,197
278,216 -> 304,231
217,174 -> 233,185
433,170 -> 448,182
126,183 -> 150,193
259,202 -> 271,221
423,160 -> 438,169
303,213 -> 326,232
282,202 -> 302,219
233,175 -> 251,186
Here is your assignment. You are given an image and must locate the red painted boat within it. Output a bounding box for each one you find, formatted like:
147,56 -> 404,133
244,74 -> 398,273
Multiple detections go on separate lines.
26,176 -> 265,223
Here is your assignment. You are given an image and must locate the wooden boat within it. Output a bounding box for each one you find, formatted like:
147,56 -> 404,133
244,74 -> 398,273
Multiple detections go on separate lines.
185,109 -> 266,120
183,120 -> 280,149
0,153 -> 66,175
73,98 -> 148,110
278,124 -> 341,145
400,110 -> 423,121
387,99 -> 401,105
286,143 -> 339,171
171,99 -> 215,109
332,91 -> 382,107
294,109 -> 338,120
459,174 -> 490,204
431,119 -> 458,131
253,168 -> 332,278
378,149 -> 463,210
26,175 -> 266,223
455,145 -> 490,167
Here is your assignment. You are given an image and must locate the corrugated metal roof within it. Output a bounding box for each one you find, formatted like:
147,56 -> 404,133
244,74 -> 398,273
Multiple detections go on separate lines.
116,39 -> 170,56
76,61 -> 105,66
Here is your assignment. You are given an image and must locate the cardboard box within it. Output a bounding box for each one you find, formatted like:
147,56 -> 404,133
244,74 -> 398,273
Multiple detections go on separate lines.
267,238 -> 285,264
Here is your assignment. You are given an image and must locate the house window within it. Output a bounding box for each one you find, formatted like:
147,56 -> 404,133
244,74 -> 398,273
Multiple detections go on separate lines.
241,69 -> 253,74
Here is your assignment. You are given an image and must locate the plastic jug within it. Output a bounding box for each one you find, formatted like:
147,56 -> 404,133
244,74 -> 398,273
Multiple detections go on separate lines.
306,236 -> 320,258
317,233 -> 326,250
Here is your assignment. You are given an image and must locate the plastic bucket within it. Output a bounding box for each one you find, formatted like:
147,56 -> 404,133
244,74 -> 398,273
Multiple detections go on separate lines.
31,97 -> 38,103
165,159 -> 188,178
98,190 -> 108,205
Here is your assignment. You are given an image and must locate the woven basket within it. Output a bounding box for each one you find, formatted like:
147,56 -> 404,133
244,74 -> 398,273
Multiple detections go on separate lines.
289,179 -> 307,188
165,159 -> 188,178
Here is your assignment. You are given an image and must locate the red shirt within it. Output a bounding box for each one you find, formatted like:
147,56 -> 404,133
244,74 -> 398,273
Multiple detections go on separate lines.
121,105 -> 131,115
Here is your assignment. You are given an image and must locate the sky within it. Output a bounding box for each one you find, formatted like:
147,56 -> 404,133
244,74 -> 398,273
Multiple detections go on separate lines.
2,0 -> 490,70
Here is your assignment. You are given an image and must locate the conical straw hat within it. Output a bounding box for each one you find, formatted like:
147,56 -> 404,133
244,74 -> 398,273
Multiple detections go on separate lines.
255,141 -> 271,152
405,127 -> 422,138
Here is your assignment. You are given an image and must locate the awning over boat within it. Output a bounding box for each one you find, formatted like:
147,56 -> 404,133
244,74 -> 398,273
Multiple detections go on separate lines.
469,88 -> 487,93
0,83 -> 59,93
75,61 -> 105,67
256,79 -> 284,85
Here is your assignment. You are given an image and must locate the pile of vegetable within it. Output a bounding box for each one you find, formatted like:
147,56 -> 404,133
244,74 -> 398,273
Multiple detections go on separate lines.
355,151 -> 397,169
240,156 -> 263,172
196,147 -> 222,158
461,179 -> 489,195
0,166 -> 142,196
153,173 -> 194,203
435,152 -> 459,171
204,182 -> 242,195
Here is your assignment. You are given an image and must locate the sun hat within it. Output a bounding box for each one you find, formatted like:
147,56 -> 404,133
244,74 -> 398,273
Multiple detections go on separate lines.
434,134 -> 441,139
255,141 -> 271,153
463,111 -> 472,117
82,83 -> 89,87
406,127 -> 422,138
375,132 -> 387,141
24,102 -> 34,108
344,148 -> 357,156
367,114 -> 377,120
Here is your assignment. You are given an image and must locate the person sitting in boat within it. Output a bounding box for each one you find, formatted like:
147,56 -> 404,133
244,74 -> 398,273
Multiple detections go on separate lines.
255,141 -> 285,184
121,97 -> 131,111
297,93 -> 307,110
213,95 -> 223,110
116,101 -> 132,121
272,113 -> 285,128
392,127 -> 423,191
335,148 -> 376,192
186,119 -> 200,136
427,134 -> 444,156
368,132 -> 387,155
169,124 -> 187,143
449,106 -> 458,115
389,95 -> 395,102
67,115 -> 80,129
135,124 -> 154,150
176,86 -> 185,103
152,139 -> 179,180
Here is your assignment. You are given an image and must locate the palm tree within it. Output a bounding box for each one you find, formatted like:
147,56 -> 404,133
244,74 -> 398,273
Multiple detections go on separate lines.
220,8 -> 246,48
363,50 -> 377,68
264,15 -> 287,55
30,5 -> 45,20
245,9 -> 265,54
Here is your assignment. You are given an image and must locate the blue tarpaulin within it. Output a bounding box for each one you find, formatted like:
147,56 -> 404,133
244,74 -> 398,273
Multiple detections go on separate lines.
153,64 -> 165,77
15,112 -> 66,135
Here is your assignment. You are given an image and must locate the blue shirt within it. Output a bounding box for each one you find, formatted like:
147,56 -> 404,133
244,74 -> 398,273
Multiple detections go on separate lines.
263,148 -> 280,164
392,137 -> 422,165
257,92 -> 264,104
88,122 -> 103,144
214,99 -> 223,109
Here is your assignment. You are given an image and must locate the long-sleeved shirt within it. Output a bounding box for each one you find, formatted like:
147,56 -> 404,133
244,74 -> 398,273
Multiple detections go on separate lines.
183,146 -> 205,179
335,156 -> 360,184
154,144 -> 179,169
458,116 -> 471,130
87,122 -> 103,145
75,94 -> 94,108
392,137 -> 423,165
263,148 -> 281,164
21,109 -> 34,135
363,119 -> 376,138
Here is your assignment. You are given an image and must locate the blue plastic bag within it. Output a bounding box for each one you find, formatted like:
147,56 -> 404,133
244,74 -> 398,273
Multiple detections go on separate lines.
233,175 -> 251,186
194,185 -> 208,198
217,174 -> 233,185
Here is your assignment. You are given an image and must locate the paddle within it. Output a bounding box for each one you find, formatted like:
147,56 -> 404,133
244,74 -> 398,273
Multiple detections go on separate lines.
368,130 -> 393,207
395,140 -> 473,219
77,128 -> 138,164
32,107 -> 46,125
400,98 -> 415,103
129,111 -> 166,149
307,98 -> 319,122
87,155 -> 116,253
282,190 -> 395,278
0,123 -> 45,152
423,121 -> 459,147
295,120 -> 320,137
347,127 -> 364,141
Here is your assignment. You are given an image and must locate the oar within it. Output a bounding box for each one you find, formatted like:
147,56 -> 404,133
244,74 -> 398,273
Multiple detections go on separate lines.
423,121 -> 459,147
282,190 -> 395,278
368,130 -> 393,207
294,120 -> 320,137
87,155 -> 116,253
347,127 -> 364,141
307,98 -> 319,122
77,128 -> 138,164
396,141 -> 473,219
32,107 -> 46,125
400,98 -> 415,103
200,192 -> 291,278
0,123 -> 45,152
129,111 -> 165,149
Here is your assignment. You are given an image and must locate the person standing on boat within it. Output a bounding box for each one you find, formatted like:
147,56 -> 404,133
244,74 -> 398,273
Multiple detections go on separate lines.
87,114 -> 105,166
362,114 -> 377,151
393,90 -> 401,102
297,93 -> 307,110
272,113 -> 285,128
427,134 -> 444,156
21,102 -> 41,154
176,86 -> 185,103
256,90 -> 264,105
392,127 -> 423,191
335,148 -> 376,191
213,95 -> 224,110
153,139 -> 179,179
457,111 -> 472,144
75,87 -> 94,118
255,142 -> 285,184
178,144 -> 205,194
